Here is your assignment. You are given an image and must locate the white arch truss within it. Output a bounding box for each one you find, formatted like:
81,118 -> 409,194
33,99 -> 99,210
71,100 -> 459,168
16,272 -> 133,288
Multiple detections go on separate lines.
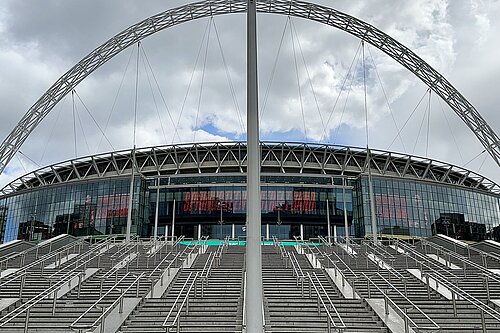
0,0 -> 498,174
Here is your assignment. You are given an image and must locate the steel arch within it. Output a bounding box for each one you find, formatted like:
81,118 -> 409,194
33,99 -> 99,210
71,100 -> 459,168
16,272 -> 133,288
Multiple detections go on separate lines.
0,0 -> 498,175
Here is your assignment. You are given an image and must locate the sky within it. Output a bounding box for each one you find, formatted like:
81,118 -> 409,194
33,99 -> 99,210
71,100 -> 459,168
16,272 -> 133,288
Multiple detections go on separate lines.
0,0 -> 499,188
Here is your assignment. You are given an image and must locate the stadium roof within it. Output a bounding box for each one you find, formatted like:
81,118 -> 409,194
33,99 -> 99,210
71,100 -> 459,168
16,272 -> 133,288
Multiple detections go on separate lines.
1,141 -> 498,196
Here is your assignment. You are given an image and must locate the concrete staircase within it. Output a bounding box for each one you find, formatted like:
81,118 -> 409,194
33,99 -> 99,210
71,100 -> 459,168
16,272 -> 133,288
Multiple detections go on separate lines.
263,245 -> 388,332
120,245 -> 244,332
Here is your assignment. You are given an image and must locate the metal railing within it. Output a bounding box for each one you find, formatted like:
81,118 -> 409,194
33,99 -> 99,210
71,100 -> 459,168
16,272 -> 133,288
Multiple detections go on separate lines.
199,252 -> 216,297
146,236 -> 183,268
423,269 -> 500,332
70,272 -> 144,333
393,240 -> 460,281
162,271 -> 199,332
420,239 -> 500,282
0,237 -> 114,299
0,268 -> 86,332
0,237 -> 88,275
147,236 -> 206,298
359,272 -> 441,333
307,271 -> 346,333
0,237 -> 87,270
288,251 -> 306,296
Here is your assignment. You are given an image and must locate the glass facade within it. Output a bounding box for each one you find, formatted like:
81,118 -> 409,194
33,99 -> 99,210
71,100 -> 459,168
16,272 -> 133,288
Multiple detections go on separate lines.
0,177 -> 147,243
1,172 -> 499,243
356,176 -> 500,239
147,181 -> 353,239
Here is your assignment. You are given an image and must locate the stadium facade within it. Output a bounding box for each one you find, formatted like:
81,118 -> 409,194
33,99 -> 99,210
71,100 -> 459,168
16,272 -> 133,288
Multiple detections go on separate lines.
1,141 -> 499,244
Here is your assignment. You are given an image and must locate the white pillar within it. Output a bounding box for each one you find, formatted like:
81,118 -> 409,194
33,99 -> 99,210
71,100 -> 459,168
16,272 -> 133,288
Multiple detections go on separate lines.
266,224 -> 269,240
154,179 -> 160,240
300,224 -> 304,241
326,198 -> 331,241
343,177 -> 350,244
125,146 -> 136,242
333,225 -> 338,243
171,199 -> 176,242
232,224 -> 235,239
367,154 -> 378,243
245,1 -> 263,331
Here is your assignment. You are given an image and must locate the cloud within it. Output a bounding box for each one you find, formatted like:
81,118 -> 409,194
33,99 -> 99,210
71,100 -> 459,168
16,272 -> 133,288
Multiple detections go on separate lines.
0,0 -> 499,189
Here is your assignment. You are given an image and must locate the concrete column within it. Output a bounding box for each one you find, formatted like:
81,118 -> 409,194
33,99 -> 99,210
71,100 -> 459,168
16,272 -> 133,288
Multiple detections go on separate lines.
266,224 -> 269,240
171,199 -> 176,241
125,146 -> 136,242
198,224 -> 202,240
343,177 -> 350,244
154,179 -> 160,240
245,1 -> 263,332
300,224 -> 304,241
326,198 -> 331,240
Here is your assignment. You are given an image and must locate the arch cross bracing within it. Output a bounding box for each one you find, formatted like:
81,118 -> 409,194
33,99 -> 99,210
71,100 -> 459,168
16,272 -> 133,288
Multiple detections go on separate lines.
0,0 -> 498,175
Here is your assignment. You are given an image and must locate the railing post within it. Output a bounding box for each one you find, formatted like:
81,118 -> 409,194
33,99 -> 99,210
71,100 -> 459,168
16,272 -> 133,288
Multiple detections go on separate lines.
425,275 -> 431,300
77,274 -> 82,299
448,286 -> 457,316
119,294 -> 124,313
100,307 -> 106,333
19,274 -> 26,298
404,307 -> 409,333
52,289 -> 58,315
24,307 -> 30,333
485,275 -> 491,303
481,309 -> 486,333
384,290 -> 389,315
150,279 -> 155,298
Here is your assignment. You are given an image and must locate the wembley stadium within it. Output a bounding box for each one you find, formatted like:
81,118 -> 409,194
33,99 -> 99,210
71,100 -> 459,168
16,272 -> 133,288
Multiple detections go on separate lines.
1,141 -> 499,244
2,0 -> 500,332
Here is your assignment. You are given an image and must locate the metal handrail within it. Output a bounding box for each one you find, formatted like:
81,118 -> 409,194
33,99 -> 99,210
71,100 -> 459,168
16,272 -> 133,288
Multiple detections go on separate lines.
147,236 -> 183,259
0,238 -> 88,279
395,241 -> 460,280
162,271 -> 198,330
307,271 -> 346,332
0,268 -> 85,328
0,237 -> 86,269
46,237 -> 116,281
70,272 -> 144,332
0,237 -> 108,291
147,236 -> 205,297
420,239 -> 500,282
289,251 -> 305,280
326,250 -> 359,279
360,272 -> 441,332
424,270 -> 500,325
363,240 -> 395,260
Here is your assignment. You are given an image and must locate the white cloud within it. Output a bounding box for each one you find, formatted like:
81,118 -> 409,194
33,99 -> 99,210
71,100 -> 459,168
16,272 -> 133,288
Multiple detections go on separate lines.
0,0 -> 499,189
